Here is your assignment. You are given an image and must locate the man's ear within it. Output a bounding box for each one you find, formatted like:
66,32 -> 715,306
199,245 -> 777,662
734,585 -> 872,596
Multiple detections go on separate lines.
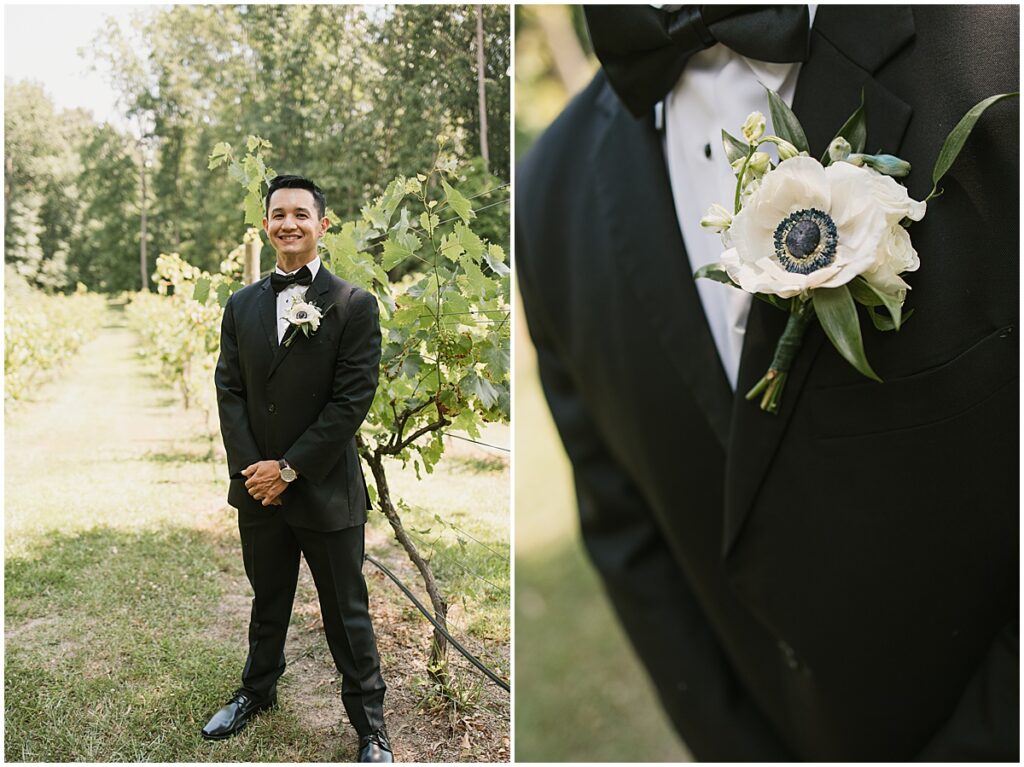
262,217 -> 270,236
318,216 -> 330,236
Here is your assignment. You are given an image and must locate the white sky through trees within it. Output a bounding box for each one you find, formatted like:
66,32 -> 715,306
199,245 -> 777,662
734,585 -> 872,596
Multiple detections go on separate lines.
4,4 -> 155,129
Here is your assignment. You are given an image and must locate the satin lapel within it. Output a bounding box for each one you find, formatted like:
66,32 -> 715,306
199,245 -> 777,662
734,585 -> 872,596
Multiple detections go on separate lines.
257,277 -> 278,354
594,81 -> 734,448
722,6 -> 916,556
267,264 -> 333,379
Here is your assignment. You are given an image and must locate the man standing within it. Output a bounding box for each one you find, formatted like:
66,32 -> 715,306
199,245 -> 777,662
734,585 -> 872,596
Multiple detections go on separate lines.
517,5 -> 1018,761
205,175 -> 393,763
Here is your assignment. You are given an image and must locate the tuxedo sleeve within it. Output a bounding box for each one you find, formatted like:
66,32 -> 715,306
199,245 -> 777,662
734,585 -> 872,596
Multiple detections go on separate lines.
283,289 -> 381,483
519,254 -> 794,762
914,621 -> 1019,761
214,295 -> 262,476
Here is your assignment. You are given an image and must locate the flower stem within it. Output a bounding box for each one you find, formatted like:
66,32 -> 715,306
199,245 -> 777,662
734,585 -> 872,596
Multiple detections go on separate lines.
745,298 -> 815,414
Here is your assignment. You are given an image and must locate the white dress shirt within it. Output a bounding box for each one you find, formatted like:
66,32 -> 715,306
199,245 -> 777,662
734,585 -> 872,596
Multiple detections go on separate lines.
662,7 -> 815,389
275,256 -> 321,344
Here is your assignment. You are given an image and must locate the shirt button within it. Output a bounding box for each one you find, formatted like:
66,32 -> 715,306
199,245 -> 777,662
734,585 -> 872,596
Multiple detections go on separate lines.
268,404 -> 276,414
704,143 -> 712,159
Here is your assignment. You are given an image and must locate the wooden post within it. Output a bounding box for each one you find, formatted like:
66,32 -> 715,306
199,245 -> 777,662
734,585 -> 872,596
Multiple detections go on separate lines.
475,5 -> 489,171
243,237 -> 261,285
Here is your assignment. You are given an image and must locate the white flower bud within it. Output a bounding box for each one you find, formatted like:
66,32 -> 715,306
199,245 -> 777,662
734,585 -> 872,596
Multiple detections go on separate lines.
776,139 -> 800,161
747,151 -> 771,176
828,137 -> 852,163
742,111 -> 766,143
700,203 -> 733,234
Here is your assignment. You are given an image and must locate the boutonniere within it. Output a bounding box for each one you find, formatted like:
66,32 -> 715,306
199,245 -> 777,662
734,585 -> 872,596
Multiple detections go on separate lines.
282,297 -> 327,348
698,90 -> 1017,414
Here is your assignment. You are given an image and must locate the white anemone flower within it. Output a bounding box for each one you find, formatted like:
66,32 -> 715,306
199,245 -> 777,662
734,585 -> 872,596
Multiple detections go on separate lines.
718,155 -> 926,299
284,299 -> 323,331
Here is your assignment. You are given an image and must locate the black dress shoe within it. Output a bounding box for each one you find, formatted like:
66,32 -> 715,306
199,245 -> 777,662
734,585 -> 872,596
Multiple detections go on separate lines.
357,729 -> 394,762
200,690 -> 276,740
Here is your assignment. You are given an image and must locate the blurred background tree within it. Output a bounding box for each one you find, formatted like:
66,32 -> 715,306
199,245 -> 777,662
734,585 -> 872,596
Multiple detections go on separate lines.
4,4 -> 509,294
514,6 -> 691,762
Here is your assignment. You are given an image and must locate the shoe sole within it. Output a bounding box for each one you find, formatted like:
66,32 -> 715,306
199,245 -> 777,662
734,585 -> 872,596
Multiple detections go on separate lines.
201,699 -> 277,741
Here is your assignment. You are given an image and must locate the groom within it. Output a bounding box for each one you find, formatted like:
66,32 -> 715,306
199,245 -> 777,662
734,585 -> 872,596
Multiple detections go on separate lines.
518,5 -> 1018,761
206,175 -> 393,762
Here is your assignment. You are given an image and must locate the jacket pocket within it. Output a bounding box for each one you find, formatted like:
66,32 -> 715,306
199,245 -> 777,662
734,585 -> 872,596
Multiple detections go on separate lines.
808,325 -> 1017,439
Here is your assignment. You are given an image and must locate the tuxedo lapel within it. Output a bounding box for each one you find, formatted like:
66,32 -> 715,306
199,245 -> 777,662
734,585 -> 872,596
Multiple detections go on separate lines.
258,278 -> 278,353
594,80 -> 734,448
722,6 -> 916,556
267,264 -> 333,379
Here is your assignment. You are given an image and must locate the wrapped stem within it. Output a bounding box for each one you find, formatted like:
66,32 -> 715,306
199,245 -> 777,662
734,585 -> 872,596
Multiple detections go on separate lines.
745,298 -> 815,414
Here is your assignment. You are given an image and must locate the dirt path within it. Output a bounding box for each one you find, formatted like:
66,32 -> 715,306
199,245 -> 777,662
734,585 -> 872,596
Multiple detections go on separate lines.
5,307 -> 509,762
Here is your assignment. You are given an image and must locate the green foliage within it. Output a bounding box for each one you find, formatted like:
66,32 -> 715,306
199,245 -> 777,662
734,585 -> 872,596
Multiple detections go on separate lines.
766,88 -> 809,154
124,253 -> 241,413
4,267 -> 107,401
928,92 -> 1019,200
812,286 -> 882,382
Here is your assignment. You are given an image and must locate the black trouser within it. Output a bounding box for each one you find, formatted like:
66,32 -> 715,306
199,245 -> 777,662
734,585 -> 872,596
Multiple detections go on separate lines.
237,508 -> 386,735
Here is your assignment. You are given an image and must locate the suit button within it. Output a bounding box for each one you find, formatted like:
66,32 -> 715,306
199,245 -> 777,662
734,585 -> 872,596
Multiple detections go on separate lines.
268,404 -> 276,414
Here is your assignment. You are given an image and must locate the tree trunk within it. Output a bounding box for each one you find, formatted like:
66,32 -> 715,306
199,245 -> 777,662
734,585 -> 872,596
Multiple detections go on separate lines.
244,237 -> 261,285
364,448 -> 450,680
475,5 -> 489,170
139,147 -> 149,292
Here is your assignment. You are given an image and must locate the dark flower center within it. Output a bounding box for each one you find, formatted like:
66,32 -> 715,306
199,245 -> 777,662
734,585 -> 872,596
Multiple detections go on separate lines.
773,208 -> 838,274
296,311 -> 308,320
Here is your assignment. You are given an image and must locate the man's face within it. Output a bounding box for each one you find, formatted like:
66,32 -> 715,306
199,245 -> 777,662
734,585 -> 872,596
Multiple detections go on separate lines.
263,188 -> 329,263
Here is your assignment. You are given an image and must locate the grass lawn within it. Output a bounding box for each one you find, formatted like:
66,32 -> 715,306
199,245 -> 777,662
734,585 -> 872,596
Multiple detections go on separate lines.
5,305 -> 509,762
513,296 -> 691,762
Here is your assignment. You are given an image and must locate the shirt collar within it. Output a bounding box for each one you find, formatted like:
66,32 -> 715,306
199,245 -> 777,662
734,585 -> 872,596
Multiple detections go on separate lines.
275,256 -> 321,280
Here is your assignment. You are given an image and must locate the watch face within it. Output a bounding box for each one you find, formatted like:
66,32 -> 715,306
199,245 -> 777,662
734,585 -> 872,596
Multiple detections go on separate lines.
281,467 -> 297,482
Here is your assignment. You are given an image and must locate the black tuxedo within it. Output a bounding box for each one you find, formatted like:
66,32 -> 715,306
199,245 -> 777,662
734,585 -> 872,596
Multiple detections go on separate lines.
517,6 -> 1018,761
215,263 -> 386,735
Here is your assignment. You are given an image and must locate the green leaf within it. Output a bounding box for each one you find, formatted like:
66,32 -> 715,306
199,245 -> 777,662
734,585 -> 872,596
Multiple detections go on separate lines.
455,223 -> 484,262
244,193 -> 264,228
929,92 -> 1018,199
483,243 -> 510,277
721,130 -> 748,164
868,306 -> 914,332
192,277 -> 211,304
441,178 -> 474,223
216,282 -> 236,308
812,285 -> 881,382
381,230 -> 421,270
847,276 -> 884,306
766,88 -> 809,154
848,276 -> 904,329
694,263 -> 736,286
822,89 -> 866,164
459,369 -> 499,409
419,211 -> 439,236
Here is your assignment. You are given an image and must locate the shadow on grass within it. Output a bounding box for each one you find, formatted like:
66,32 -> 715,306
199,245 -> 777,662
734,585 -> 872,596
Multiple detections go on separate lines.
4,524 -> 334,763
141,449 -> 216,464
515,536 -> 692,763
446,453 -> 509,475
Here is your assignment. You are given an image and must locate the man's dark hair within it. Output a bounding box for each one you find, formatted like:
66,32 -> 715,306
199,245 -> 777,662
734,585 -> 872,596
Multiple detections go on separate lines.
265,175 -> 327,219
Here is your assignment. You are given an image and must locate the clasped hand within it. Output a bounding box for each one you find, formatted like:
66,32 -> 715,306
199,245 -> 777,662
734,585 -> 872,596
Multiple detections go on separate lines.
242,460 -> 287,506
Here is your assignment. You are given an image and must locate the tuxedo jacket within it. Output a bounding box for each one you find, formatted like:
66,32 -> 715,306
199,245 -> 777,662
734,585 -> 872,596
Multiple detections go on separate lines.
517,6 -> 1018,761
215,264 -> 381,532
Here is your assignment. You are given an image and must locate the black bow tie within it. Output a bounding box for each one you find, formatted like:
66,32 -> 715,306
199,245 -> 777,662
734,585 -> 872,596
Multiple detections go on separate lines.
585,5 -> 810,118
270,265 -> 313,293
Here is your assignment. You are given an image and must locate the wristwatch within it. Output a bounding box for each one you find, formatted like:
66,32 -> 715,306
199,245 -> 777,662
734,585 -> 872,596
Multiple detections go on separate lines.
278,459 -> 297,483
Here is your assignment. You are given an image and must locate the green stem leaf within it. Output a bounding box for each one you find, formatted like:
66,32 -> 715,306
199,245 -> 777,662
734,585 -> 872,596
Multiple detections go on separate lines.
928,92 -> 1019,200
766,88 -> 809,154
812,285 -> 882,382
